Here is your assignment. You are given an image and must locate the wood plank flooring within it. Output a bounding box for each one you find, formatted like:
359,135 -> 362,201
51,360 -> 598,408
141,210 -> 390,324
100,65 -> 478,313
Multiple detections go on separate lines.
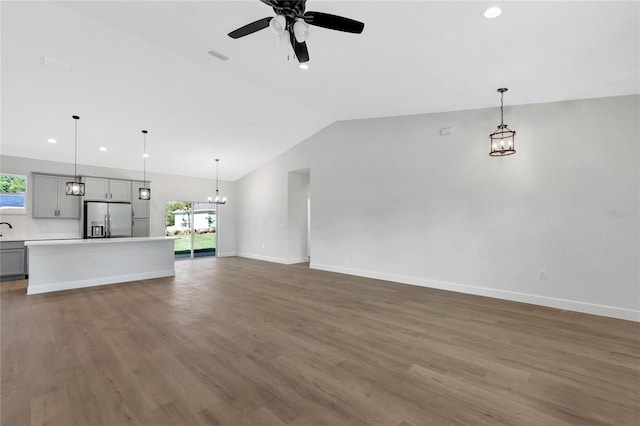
1,257 -> 639,425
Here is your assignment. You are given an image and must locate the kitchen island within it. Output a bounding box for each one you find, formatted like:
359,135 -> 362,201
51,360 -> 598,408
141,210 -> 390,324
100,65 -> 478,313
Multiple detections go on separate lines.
25,237 -> 175,295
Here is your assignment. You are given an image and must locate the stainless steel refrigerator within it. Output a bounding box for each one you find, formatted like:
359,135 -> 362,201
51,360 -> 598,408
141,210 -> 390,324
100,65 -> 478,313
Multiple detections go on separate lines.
84,202 -> 132,238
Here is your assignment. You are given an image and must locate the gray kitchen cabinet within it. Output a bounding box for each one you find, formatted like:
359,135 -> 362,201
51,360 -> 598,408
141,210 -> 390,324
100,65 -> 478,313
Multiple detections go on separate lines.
131,219 -> 149,237
0,241 -> 26,280
109,179 -> 131,202
131,181 -> 150,219
32,174 -> 80,219
84,177 -> 131,202
83,177 -> 108,200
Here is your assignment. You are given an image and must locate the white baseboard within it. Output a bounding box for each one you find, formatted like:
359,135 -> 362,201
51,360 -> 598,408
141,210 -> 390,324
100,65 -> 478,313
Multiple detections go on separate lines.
216,252 -> 237,258
27,269 -> 175,295
237,253 -> 308,265
287,257 -> 310,265
310,262 -> 639,322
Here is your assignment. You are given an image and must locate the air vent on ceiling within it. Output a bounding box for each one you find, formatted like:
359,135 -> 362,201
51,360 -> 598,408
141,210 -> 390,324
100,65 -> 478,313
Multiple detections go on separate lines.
207,49 -> 231,62
40,56 -> 72,73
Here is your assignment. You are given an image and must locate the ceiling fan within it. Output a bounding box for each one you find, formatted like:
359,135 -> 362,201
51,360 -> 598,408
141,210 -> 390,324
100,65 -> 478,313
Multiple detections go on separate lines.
228,0 -> 365,64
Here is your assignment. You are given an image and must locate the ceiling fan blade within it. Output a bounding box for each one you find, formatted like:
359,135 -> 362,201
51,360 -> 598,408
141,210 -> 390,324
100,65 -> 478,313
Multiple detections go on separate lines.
228,17 -> 272,39
290,30 -> 310,63
303,11 -> 364,34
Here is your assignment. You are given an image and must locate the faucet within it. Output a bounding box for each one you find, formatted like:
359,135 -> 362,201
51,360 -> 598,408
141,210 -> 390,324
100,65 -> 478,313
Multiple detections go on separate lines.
0,222 -> 13,237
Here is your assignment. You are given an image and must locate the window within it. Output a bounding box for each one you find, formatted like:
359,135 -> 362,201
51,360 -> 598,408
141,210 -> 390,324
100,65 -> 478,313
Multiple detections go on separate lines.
165,201 -> 217,259
0,174 -> 27,214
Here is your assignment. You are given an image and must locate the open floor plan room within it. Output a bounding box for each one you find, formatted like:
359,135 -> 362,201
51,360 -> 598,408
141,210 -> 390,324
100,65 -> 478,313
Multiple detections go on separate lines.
2,257 -> 638,425
1,1 -> 639,425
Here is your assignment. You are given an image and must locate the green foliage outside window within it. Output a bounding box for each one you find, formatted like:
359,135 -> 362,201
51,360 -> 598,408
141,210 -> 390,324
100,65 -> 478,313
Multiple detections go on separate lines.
165,201 -> 192,226
0,175 -> 26,194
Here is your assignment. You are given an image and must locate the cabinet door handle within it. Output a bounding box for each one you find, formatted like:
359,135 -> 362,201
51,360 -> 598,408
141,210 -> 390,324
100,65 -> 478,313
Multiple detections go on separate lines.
105,193 -> 108,199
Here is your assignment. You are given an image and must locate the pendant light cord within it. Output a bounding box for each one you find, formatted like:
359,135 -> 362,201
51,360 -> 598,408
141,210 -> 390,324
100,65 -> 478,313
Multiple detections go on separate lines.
500,91 -> 505,127
215,159 -> 220,196
74,119 -> 77,179
143,131 -> 147,186
73,115 -> 79,180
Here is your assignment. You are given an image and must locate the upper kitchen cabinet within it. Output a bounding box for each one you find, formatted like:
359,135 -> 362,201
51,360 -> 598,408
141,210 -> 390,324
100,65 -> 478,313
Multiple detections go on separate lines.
84,177 -> 132,202
32,174 -> 80,219
131,181 -> 150,219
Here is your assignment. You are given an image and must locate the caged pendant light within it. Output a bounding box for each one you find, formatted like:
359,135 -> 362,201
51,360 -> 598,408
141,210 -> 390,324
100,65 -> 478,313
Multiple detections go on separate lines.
65,115 -> 85,196
138,130 -> 151,200
212,158 -> 227,205
489,88 -> 516,157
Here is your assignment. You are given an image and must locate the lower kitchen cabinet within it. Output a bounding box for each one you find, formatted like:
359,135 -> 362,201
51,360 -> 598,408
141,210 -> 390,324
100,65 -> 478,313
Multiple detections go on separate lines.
0,241 -> 26,281
132,219 -> 149,237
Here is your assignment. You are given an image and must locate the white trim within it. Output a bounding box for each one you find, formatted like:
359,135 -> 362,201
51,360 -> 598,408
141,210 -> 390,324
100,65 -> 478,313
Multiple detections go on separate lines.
287,257 -> 309,265
237,253 -> 307,265
310,262 -> 639,322
216,252 -> 237,258
27,269 -> 175,295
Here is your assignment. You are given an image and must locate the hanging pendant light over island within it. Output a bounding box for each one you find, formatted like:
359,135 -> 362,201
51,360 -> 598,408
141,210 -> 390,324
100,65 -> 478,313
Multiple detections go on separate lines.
65,115 -> 85,196
138,130 -> 151,200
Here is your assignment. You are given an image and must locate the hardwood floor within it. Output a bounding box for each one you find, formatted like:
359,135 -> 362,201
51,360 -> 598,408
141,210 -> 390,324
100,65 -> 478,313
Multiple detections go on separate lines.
1,257 -> 639,425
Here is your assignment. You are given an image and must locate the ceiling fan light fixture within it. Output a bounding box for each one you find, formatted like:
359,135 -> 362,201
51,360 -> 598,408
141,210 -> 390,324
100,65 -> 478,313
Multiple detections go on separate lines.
299,63 -> 309,70
229,3 -> 364,64
269,15 -> 286,35
277,30 -> 289,47
293,19 -> 310,42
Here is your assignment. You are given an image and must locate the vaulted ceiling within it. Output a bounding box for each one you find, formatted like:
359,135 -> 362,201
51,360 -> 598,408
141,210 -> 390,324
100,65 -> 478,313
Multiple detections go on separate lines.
2,1 -> 638,181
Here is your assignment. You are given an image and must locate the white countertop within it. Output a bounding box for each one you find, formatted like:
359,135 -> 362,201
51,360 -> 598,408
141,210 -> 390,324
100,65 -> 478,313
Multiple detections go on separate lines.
25,237 -> 175,247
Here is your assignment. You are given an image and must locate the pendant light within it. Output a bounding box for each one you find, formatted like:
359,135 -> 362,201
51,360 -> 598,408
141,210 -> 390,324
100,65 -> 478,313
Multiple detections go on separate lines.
65,115 -> 85,196
213,158 -> 227,205
489,88 -> 516,157
138,130 -> 151,200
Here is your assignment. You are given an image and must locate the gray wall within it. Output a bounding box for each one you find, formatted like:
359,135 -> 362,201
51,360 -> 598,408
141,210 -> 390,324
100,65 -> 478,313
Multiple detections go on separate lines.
234,95 -> 640,320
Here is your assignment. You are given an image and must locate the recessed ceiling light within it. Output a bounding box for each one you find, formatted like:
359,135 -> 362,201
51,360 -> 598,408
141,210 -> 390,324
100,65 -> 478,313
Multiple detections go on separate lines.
299,63 -> 309,70
99,147 -> 107,151
47,138 -> 56,143
483,6 -> 502,19
142,153 -> 149,158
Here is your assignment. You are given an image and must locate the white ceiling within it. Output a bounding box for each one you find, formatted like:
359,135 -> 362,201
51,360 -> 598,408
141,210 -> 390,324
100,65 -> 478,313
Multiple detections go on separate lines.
2,1 -> 638,181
